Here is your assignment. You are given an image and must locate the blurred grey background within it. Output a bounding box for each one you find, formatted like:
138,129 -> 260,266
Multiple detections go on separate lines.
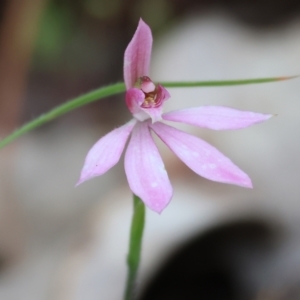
0,0 -> 300,299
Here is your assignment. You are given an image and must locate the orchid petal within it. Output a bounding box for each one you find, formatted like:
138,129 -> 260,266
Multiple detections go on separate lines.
125,88 -> 149,122
156,84 -> 171,103
77,120 -> 136,185
125,88 -> 145,114
163,106 -> 272,130
140,106 -> 163,123
125,121 -> 173,213
124,19 -> 152,89
151,122 -> 252,188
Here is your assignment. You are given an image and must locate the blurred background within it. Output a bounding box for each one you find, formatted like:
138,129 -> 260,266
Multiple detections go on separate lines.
1,0 -> 300,299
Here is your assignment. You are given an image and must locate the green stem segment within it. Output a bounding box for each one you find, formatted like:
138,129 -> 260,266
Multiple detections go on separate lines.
0,76 -> 297,149
0,82 -> 125,149
124,194 -> 146,300
161,76 -> 297,87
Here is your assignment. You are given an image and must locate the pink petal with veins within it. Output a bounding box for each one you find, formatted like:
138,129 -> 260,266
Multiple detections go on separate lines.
124,19 -> 152,89
125,122 -> 173,213
151,122 -> 252,188
163,106 -> 272,130
77,120 -> 136,185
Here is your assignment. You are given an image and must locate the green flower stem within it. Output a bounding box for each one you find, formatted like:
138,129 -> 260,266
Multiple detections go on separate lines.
0,82 -> 125,149
0,76 -> 297,149
162,76 -> 297,87
124,194 -> 145,300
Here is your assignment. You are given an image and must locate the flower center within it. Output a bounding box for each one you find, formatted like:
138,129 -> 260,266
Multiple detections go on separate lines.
142,91 -> 157,107
139,76 -> 161,108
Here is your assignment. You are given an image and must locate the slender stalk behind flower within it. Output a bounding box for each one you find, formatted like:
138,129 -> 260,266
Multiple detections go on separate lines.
124,195 -> 145,300
0,76 -> 290,150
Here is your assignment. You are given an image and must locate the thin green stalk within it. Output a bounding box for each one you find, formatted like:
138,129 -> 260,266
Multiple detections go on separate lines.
0,76 -> 297,149
124,194 -> 145,300
0,82 -> 126,149
161,76 -> 297,87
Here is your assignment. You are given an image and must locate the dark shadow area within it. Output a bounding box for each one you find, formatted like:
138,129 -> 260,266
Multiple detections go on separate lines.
140,218 -> 277,300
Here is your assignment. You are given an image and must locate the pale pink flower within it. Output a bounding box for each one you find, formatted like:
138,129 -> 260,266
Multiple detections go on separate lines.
77,19 -> 271,213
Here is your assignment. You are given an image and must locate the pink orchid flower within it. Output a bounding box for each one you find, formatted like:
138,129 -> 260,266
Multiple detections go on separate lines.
77,19 -> 271,213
